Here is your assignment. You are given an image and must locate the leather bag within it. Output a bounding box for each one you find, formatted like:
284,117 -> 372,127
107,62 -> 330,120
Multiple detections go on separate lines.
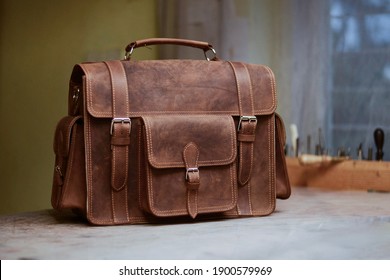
51,38 -> 291,225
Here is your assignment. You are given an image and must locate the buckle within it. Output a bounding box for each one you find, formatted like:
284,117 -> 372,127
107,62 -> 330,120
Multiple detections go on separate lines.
110,118 -> 131,135
237,116 -> 257,131
185,167 -> 199,181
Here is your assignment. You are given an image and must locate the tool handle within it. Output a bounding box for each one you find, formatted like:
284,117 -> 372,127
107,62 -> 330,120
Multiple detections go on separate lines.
298,154 -> 349,166
124,38 -> 217,61
374,128 -> 385,160
298,154 -> 332,165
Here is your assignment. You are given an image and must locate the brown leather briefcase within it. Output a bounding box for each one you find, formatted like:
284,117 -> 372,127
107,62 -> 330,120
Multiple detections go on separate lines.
51,38 -> 291,225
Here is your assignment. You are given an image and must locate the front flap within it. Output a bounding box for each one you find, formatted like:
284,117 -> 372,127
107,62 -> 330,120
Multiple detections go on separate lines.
142,115 -> 237,168
75,60 -> 277,118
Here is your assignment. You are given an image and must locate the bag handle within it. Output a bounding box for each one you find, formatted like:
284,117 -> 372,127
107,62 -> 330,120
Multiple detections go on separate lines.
124,38 -> 218,61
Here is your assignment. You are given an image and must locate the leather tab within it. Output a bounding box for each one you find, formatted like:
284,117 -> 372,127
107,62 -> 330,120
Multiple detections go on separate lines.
183,143 -> 200,219
183,142 -> 200,188
187,190 -> 198,219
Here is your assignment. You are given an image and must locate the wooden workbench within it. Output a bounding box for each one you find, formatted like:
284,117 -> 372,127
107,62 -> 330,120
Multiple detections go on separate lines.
286,157 -> 390,191
1,187 -> 390,259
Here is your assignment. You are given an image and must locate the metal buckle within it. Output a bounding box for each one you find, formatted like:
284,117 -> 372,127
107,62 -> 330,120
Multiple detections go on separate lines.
110,118 -> 131,135
185,167 -> 199,180
237,116 -> 257,131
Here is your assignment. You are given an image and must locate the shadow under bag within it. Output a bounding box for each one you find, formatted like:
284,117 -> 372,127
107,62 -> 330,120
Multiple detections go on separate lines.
51,38 -> 291,225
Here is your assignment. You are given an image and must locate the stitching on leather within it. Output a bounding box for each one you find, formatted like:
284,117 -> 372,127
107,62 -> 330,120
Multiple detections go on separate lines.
117,62 -> 130,222
276,116 -> 290,197
61,123 -> 77,206
263,65 -> 277,111
137,125 -> 143,210
270,117 -> 275,211
111,189 -> 117,221
183,142 -> 199,169
242,64 -> 255,115
107,63 -> 117,192
230,163 -> 238,209
81,62 -> 278,223
106,61 -> 130,222
87,109 -> 277,118
124,184 -> 129,221
124,146 -> 130,221
232,62 -> 254,186
187,190 -> 198,217
111,146 -> 131,191
184,142 -> 200,219
110,64 -> 117,221
147,164 -> 237,216
119,61 -> 130,116
195,191 -> 198,215
83,63 -> 277,118
112,148 -> 116,188
87,83 -> 112,222
239,143 -> 244,185
146,154 -> 155,213
143,115 -> 237,167
109,65 -> 117,118
247,182 -> 253,214
87,109 -> 243,118
147,162 -> 185,216
252,117 -> 275,216
228,62 -> 243,115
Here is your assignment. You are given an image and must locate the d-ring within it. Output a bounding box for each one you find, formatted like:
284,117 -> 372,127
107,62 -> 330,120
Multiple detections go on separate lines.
124,43 -> 135,60
204,47 -> 217,61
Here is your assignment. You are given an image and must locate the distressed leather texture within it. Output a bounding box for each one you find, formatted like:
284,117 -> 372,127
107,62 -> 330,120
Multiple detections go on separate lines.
140,115 -> 237,219
52,48 -> 291,225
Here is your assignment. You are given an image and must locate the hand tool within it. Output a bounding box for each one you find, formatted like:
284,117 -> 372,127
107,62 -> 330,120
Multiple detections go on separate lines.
307,135 -> 311,154
357,143 -> 364,160
290,124 -> 298,157
367,147 -> 373,161
374,128 -> 384,161
298,154 -> 350,166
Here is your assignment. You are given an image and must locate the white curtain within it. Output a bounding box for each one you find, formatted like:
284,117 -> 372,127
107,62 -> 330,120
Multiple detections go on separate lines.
158,0 -> 390,160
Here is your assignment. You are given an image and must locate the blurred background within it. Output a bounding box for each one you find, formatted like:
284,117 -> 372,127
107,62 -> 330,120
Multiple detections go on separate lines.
1,0 -> 389,214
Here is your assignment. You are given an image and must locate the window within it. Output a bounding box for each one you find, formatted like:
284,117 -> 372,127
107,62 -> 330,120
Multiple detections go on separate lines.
330,0 -> 390,160
158,0 -> 390,160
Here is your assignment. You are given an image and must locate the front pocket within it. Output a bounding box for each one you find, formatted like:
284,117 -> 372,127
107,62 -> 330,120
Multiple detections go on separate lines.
139,115 -> 238,218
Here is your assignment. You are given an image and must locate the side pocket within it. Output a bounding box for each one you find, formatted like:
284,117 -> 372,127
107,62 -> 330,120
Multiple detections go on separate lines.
52,115 -> 86,212
275,113 -> 291,199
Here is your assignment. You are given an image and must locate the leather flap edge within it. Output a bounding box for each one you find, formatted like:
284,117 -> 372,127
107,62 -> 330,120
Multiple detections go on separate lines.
75,60 -> 277,118
142,115 -> 237,168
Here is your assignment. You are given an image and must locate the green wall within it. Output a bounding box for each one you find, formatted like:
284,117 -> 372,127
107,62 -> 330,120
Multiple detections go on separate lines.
0,0 -> 157,214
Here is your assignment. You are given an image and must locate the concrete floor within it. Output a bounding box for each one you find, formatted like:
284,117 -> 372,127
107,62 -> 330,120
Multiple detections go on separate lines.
1,187 -> 389,259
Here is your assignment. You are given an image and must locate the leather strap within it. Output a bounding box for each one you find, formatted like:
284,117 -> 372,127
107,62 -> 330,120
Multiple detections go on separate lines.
125,38 -> 218,61
229,61 -> 257,215
104,60 -> 130,224
183,142 -> 200,219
